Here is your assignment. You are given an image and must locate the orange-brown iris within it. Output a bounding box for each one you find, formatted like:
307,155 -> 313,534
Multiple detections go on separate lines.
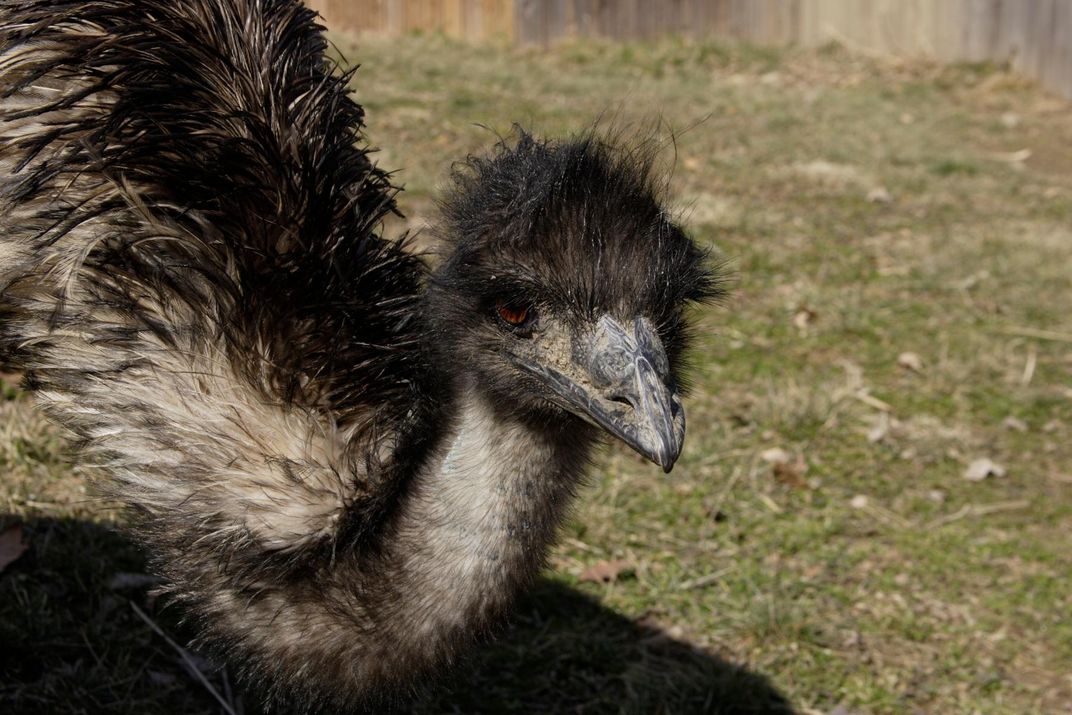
497,303 -> 529,326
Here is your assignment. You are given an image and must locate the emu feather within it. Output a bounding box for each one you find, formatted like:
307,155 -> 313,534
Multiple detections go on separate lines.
0,0 -> 717,710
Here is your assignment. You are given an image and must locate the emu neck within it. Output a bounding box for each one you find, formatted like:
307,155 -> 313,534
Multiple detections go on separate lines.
384,382 -> 592,651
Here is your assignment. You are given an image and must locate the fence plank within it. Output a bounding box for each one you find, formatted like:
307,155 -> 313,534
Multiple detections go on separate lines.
304,0 -> 1072,98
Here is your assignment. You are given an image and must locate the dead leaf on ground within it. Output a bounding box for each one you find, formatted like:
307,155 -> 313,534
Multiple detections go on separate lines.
993,148 -> 1031,164
760,447 -> 808,487
897,351 -> 924,372
867,412 -> 891,443
964,458 -> 1007,481
0,524 -> 29,574
1002,416 -> 1028,432
1000,112 -> 1020,128
773,460 -> 808,488
761,447 -> 791,465
579,559 -> 634,584
867,186 -> 892,203
793,307 -> 817,331
955,269 -> 990,290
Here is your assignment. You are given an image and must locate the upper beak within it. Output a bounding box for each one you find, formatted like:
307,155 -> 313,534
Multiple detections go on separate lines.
511,315 -> 685,472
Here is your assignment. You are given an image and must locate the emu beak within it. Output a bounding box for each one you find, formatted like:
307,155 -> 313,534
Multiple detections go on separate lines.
513,315 -> 685,472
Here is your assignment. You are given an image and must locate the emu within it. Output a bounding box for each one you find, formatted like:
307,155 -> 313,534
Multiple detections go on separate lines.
0,0 -> 717,709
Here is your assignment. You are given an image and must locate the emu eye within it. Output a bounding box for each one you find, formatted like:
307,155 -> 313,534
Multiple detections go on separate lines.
495,300 -> 536,332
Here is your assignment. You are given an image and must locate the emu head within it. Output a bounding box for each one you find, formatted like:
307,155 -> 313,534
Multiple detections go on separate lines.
429,133 -> 717,471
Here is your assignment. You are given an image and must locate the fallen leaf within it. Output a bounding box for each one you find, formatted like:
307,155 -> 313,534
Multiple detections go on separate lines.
955,269 -> 990,290
773,459 -> 808,489
760,447 -> 791,465
897,351 -> 924,372
964,458 -> 1007,481
993,148 -> 1031,163
1002,416 -> 1028,432
580,559 -> 634,584
792,308 -> 817,331
1000,112 -> 1020,128
761,447 -> 808,487
0,524 -> 28,574
866,186 -> 892,204
867,412 -> 890,443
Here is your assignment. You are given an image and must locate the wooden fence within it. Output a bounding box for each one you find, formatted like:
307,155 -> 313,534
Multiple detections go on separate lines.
305,0 -> 1072,99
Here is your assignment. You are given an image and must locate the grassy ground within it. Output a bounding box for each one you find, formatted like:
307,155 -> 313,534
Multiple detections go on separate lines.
2,33 -> 1072,715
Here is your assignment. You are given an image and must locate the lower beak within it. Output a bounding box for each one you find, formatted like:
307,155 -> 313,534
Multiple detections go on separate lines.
513,315 -> 686,472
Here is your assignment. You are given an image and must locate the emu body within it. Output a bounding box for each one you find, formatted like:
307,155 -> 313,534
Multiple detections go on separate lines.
0,0 -> 715,709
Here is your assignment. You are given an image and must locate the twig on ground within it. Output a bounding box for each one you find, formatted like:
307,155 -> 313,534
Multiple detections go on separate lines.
676,566 -> 736,591
1021,345 -> 1037,386
130,601 -> 238,715
860,503 -> 914,530
926,500 -> 1031,529
562,536 -> 601,554
757,493 -> 783,514
696,447 -> 752,468
854,390 -> 892,413
999,326 -> 1072,343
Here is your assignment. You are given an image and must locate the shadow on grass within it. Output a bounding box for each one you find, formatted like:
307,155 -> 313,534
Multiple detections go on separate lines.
0,515 -> 794,714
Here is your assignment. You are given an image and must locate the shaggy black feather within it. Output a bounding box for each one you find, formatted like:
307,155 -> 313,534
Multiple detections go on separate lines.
0,1 -> 719,712
0,0 -> 423,425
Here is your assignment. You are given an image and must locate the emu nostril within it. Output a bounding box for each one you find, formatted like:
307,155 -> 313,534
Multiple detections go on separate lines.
606,393 -> 635,409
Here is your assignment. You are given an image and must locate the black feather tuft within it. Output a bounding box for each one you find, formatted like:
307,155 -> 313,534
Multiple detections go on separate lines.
0,0 -> 425,425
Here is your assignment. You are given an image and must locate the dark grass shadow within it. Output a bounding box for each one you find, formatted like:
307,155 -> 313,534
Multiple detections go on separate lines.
0,515 -> 795,714
414,579 -> 797,714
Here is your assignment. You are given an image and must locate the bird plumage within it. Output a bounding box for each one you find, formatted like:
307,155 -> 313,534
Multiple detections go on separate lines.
0,0 -> 718,710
